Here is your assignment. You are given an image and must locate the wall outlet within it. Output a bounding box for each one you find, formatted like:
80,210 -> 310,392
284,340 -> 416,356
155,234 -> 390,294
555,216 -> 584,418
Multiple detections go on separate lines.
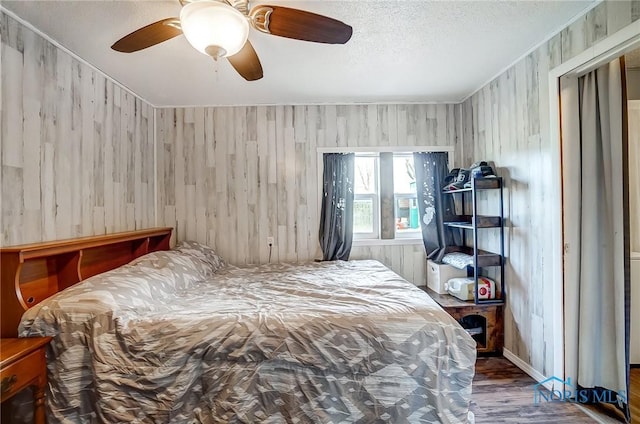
267,236 -> 274,246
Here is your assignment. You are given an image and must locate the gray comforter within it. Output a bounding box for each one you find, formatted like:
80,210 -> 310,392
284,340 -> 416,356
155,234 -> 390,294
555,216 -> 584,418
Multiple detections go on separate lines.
19,242 -> 476,423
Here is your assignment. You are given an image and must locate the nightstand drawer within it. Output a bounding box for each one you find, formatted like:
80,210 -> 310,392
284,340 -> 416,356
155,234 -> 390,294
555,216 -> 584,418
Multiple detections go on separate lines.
0,349 -> 43,402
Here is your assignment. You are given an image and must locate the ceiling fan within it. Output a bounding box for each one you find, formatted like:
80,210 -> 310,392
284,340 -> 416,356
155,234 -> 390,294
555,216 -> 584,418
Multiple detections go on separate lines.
111,0 -> 353,81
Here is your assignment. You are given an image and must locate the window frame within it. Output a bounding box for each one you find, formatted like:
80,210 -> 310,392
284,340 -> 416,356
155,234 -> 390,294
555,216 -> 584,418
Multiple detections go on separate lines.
394,193 -> 421,239
353,153 -> 380,240
391,153 -> 421,239
353,193 -> 380,239
317,146 -> 455,246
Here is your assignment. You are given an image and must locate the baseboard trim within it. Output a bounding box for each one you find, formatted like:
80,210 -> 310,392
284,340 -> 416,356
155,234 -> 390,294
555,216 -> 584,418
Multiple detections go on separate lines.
502,348 -> 553,391
501,349 -> 626,424
574,404 -> 623,424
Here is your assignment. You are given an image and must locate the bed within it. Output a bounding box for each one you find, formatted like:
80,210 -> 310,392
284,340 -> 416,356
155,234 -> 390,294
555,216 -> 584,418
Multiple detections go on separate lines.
3,229 -> 476,423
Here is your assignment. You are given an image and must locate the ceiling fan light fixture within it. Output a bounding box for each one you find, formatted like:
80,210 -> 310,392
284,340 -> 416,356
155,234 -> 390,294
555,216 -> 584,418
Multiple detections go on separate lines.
180,1 -> 249,59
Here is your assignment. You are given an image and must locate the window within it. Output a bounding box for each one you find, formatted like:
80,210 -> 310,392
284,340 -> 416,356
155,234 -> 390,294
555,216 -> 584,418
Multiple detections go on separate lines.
353,153 -> 420,240
353,155 -> 379,238
319,146 -> 453,244
393,154 -> 420,238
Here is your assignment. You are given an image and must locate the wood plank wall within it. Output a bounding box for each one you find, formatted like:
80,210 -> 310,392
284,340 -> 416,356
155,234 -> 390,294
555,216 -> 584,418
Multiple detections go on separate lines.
460,0 -> 640,379
0,12 -> 155,246
156,104 -> 461,285
5,0 -> 637,380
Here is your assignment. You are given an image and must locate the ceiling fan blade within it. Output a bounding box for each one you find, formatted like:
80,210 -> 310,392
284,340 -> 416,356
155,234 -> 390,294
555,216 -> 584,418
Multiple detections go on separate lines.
112,18 -> 182,53
226,40 -> 263,81
250,5 -> 352,44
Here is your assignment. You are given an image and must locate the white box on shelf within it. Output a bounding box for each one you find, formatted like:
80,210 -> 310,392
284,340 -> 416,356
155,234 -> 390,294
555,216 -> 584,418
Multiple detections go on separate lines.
426,259 -> 467,294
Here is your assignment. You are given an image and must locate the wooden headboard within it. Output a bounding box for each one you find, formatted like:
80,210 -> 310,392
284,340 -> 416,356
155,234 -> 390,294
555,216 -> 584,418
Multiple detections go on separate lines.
0,228 -> 172,338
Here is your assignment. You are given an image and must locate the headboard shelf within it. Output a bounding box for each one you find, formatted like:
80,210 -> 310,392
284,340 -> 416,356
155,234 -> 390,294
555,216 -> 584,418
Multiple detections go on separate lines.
1,227 -> 172,338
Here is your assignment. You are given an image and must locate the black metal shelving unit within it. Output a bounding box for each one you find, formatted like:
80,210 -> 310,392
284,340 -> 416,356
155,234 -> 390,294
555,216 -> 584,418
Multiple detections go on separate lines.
442,176 -> 505,305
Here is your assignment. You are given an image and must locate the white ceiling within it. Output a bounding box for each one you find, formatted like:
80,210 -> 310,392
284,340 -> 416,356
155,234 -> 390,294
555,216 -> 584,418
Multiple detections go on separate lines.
2,0 -> 596,107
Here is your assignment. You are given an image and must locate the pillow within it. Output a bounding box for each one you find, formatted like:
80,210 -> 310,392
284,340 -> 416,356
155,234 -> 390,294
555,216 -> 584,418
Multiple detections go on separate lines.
126,250 -> 216,291
174,240 -> 226,273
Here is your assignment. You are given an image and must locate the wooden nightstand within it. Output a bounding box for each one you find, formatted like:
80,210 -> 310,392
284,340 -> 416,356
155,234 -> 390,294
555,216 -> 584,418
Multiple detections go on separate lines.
1,337 -> 51,424
422,287 -> 503,355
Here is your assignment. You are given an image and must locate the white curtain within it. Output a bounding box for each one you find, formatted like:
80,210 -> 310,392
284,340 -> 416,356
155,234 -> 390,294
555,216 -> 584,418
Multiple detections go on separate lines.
561,57 -> 629,421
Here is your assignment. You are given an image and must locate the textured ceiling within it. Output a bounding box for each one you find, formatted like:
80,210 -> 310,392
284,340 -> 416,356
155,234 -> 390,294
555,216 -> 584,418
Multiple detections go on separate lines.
2,0 -> 596,107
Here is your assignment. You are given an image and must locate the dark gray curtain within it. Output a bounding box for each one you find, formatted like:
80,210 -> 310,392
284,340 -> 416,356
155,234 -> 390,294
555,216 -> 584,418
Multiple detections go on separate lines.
319,153 -> 355,261
576,58 -> 629,422
561,58 -> 629,422
413,152 -> 461,261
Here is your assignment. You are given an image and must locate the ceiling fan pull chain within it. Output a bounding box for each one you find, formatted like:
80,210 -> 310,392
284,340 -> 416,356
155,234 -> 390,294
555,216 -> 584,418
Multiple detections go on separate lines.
211,58 -> 219,82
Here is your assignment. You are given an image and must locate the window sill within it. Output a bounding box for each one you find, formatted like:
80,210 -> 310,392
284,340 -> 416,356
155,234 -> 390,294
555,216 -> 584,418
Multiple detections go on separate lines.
352,238 -> 423,247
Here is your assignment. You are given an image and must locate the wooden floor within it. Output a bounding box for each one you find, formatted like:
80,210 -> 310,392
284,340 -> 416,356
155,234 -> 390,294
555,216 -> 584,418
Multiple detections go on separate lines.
632,368 -> 639,423
575,367 -> 638,423
629,368 -> 640,423
471,358 -> 639,423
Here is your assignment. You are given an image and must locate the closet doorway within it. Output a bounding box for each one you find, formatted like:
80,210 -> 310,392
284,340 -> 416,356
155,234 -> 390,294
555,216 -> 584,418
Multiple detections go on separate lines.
581,45 -> 640,424
626,48 -> 639,423
557,40 -> 639,423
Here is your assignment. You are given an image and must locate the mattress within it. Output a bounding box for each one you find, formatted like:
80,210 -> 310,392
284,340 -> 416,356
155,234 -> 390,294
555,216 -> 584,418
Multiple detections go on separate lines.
19,244 -> 476,423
